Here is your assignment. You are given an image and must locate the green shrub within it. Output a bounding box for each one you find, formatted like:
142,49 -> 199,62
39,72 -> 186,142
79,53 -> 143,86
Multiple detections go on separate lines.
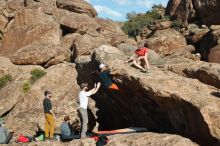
0,74 -> 13,89
30,69 -> 46,84
23,82 -> 31,93
171,20 -> 182,30
122,6 -> 162,38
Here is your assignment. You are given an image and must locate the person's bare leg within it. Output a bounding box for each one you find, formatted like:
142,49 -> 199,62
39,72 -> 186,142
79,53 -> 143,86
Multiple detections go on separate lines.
133,59 -> 145,71
143,54 -> 150,72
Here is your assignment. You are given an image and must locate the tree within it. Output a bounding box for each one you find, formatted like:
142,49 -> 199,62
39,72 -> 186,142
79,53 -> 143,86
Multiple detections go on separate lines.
126,11 -> 137,21
122,7 -> 161,38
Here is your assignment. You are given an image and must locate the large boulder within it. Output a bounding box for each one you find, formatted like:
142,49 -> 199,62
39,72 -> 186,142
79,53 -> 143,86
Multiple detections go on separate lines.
116,43 -> 137,56
193,0 -> 220,25
166,45 -> 199,60
25,0 -> 56,14
165,57 -> 220,89
145,29 -> 187,56
11,45 -> 71,67
95,18 -> 128,46
116,43 -> 164,65
0,15 -> 8,32
208,45 -> 220,63
0,56 -> 43,116
54,9 -> 100,37
76,45 -> 220,146
166,0 -> 220,26
199,29 -> 220,61
6,0 -> 25,11
7,0 -> 56,14
108,133 -> 198,146
3,63 -> 97,135
149,20 -> 172,30
56,0 -> 97,17
165,0 -> 195,26
0,133 -> 198,145
0,9 -> 60,57
0,9 -> 72,66
73,34 -> 106,57
186,26 -> 210,47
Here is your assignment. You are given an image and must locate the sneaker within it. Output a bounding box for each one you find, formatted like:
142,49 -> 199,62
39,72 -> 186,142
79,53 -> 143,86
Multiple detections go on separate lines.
140,69 -> 147,73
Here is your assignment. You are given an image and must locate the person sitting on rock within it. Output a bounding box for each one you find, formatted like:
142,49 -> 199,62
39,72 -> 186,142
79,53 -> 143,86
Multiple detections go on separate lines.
78,82 -> 101,139
98,64 -> 120,91
0,120 -> 14,144
125,42 -> 150,73
61,116 -> 80,141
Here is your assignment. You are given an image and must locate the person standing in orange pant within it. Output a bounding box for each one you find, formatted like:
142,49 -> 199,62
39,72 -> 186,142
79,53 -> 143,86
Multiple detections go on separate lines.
43,90 -> 55,140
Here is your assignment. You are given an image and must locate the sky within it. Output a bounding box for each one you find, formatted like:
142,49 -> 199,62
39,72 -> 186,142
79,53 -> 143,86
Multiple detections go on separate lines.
85,0 -> 169,21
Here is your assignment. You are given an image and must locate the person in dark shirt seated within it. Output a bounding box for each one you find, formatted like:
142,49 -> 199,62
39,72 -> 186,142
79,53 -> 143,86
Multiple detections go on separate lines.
98,64 -> 120,91
61,116 -> 80,141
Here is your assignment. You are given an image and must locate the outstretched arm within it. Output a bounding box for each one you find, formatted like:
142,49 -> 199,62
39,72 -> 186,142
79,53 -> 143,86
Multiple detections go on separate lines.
88,82 -> 101,95
125,54 -> 135,63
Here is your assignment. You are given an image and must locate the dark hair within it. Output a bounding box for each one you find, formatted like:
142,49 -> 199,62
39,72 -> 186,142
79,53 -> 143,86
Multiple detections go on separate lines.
44,90 -> 51,96
144,43 -> 149,48
64,116 -> 70,122
80,83 -> 88,89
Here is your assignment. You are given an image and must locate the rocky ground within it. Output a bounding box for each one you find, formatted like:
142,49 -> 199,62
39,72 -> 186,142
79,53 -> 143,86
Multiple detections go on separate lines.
0,0 -> 220,146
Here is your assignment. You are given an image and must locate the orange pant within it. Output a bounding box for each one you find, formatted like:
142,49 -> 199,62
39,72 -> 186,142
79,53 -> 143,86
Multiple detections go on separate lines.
45,113 -> 55,138
109,83 -> 119,90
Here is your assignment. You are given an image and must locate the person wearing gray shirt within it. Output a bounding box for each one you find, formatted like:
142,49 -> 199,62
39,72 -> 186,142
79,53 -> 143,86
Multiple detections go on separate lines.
0,121 -> 13,144
61,116 -> 79,141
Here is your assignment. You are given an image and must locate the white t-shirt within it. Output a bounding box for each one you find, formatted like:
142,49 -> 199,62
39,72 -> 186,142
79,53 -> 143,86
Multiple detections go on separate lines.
78,91 -> 92,109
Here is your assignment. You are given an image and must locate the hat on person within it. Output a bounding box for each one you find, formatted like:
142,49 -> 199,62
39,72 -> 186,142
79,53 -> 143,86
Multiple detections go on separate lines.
99,64 -> 106,69
80,83 -> 88,89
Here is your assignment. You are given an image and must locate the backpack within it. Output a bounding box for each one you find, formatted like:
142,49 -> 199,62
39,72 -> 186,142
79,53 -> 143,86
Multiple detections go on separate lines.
16,134 -> 30,143
96,135 -> 109,146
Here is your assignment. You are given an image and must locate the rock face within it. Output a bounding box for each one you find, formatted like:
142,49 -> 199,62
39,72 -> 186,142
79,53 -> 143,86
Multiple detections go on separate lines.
108,133 -> 198,146
74,34 -> 106,56
199,29 -> 220,61
193,0 -> 220,25
165,0 -> 195,26
1,133 -> 198,146
1,1 -> 220,146
145,29 -> 187,56
0,57 -> 44,116
54,9 -> 100,37
209,45 -> 220,63
0,9 -> 63,66
95,18 -> 128,46
56,0 -> 97,17
164,57 -> 220,89
116,43 -> 164,65
2,62 -> 97,135
0,0 -> 127,65
76,45 -> 220,146
150,20 -> 172,30
166,0 -> 220,26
